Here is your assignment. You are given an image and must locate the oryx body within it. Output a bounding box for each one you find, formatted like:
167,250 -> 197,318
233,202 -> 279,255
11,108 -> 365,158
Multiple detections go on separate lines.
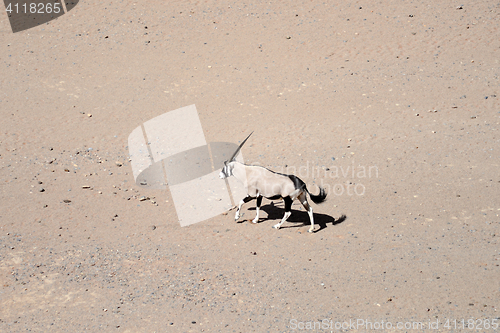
219,133 -> 327,233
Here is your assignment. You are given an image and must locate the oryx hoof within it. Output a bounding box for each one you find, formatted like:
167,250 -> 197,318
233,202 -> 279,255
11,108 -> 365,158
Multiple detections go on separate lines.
308,228 -> 314,233
272,224 -> 281,229
252,218 -> 258,224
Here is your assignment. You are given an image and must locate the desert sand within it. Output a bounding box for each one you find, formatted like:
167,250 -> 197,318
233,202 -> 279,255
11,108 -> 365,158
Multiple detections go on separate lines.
1,0 -> 499,332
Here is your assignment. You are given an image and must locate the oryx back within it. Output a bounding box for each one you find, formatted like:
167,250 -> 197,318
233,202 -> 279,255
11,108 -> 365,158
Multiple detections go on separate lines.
243,166 -> 297,199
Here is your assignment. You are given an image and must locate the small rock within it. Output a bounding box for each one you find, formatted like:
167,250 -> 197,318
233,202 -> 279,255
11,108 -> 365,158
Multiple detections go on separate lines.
82,185 -> 91,189
139,196 -> 149,201
63,199 -> 71,203
115,161 -> 122,167
39,187 -> 45,192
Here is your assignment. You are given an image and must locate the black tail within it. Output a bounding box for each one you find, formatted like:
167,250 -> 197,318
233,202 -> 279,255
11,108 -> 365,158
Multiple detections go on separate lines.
307,186 -> 327,204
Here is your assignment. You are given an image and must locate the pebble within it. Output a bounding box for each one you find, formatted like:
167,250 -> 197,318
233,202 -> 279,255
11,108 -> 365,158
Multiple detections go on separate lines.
39,187 -> 45,192
82,185 -> 91,189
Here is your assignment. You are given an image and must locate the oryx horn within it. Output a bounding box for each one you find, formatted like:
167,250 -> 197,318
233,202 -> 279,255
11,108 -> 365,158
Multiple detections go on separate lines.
228,131 -> 253,162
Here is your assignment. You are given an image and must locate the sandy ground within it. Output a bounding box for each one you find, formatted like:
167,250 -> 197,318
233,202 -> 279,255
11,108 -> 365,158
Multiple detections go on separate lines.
1,0 -> 499,332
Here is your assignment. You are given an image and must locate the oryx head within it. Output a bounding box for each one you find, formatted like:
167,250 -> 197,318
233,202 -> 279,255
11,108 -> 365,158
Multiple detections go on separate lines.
219,131 -> 253,179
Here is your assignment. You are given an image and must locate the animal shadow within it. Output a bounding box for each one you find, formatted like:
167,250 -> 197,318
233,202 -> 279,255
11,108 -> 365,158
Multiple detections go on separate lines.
249,203 -> 347,233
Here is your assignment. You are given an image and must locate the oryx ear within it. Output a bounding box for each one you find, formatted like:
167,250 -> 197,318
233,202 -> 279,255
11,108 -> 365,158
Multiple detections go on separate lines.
228,131 -> 253,162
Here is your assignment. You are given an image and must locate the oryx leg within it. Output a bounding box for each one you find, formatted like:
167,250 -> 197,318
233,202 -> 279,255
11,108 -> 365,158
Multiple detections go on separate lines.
273,196 -> 293,230
235,195 -> 254,221
252,195 -> 263,224
298,192 -> 315,233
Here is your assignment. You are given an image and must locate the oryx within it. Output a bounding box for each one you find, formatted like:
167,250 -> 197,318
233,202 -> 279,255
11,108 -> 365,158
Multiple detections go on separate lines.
219,132 -> 327,233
